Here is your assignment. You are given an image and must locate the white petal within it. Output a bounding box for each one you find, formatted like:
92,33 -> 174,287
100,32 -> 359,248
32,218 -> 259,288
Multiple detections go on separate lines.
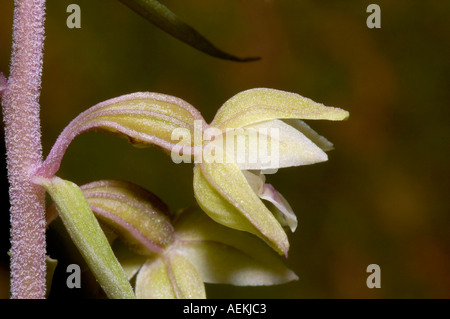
227,119 -> 328,170
241,171 -> 297,232
259,184 -> 298,232
283,119 -> 334,151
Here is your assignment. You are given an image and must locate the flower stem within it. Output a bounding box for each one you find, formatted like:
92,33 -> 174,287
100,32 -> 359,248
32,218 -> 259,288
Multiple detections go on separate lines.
1,0 -> 47,298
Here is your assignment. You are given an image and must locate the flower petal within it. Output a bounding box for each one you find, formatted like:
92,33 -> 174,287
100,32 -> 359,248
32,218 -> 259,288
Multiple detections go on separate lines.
135,257 -> 175,299
174,207 -> 298,285
81,180 -> 175,256
193,160 -> 289,255
283,119 -> 334,151
242,171 -> 297,232
259,184 -> 298,232
218,119 -> 328,170
135,253 -> 205,299
211,88 -> 349,130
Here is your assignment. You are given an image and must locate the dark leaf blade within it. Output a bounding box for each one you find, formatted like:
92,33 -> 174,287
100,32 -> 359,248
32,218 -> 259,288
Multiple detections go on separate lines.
119,0 -> 260,62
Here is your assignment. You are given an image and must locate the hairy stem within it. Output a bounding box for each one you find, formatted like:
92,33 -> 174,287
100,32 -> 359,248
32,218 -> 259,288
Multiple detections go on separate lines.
1,0 -> 47,298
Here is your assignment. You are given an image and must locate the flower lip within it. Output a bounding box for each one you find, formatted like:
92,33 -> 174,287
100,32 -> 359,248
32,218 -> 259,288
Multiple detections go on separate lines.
242,170 -> 297,232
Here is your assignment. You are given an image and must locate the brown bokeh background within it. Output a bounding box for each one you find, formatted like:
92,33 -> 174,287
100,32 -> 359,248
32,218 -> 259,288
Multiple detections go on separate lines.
0,0 -> 449,298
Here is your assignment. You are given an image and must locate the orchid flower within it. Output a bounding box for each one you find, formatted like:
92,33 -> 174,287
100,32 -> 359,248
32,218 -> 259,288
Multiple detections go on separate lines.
37,88 -> 348,258
193,88 -> 349,255
49,179 -> 297,299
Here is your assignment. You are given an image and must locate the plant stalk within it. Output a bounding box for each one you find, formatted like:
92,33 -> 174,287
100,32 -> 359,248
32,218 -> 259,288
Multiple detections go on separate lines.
1,0 -> 47,298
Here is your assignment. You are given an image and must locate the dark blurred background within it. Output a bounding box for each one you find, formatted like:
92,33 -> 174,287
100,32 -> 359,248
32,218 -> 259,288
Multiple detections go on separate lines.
0,0 -> 449,298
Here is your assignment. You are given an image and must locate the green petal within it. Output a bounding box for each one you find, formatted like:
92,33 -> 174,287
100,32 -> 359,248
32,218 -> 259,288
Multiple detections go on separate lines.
135,253 -> 205,299
81,180 -> 175,255
37,177 -> 135,299
167,252 -> 206,299
80,92 -> 203,149
193,160 -> 289,255
174,207 -> 298,286
135,257 -> 174,299
211,88 -> 349,130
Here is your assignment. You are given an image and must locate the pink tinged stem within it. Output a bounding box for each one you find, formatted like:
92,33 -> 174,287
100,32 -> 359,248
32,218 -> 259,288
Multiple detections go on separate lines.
1,0 -> 47,299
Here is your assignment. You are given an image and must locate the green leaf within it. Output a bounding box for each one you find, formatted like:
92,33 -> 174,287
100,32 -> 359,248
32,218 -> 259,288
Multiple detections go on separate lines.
193,160 -> 289,255
119,0 -> 259,62
37,177 -> 135,299
211,88 -> 350,129
135,253 -> 205,299
174,207 -> 298,286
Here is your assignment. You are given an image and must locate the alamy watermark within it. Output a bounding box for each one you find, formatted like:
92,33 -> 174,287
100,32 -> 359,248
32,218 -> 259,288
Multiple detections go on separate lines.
366,4 -> 381,29
66,4 -> 81,29
66,263 -> 81,289
366,264 -> 381,288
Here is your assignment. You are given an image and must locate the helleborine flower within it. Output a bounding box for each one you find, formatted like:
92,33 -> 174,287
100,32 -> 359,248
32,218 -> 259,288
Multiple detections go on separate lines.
116,205 -> 298,299
38,87 -> 348,257
193,88 -> 349,255
64,180 -> 297,299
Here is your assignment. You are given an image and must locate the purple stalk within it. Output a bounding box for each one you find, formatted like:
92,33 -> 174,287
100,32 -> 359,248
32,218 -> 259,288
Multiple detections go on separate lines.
1,0 -> 47,298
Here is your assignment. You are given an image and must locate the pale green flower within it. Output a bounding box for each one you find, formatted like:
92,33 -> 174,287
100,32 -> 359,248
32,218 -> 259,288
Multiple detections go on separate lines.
193,88 -> 349,255
74,180 -> 297,299
40,88 -> 348,257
